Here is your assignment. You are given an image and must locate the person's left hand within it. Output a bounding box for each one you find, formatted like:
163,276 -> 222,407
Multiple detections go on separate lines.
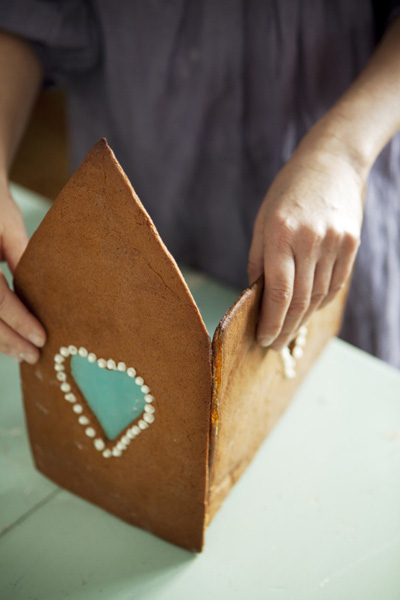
248,136 -> 364,351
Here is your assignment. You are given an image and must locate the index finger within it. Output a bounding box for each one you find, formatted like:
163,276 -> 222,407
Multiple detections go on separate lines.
257,250 -> 295,347
0,269 -> 46,347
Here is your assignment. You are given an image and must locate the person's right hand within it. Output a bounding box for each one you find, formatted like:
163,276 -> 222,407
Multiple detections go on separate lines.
0,180 -> 46,363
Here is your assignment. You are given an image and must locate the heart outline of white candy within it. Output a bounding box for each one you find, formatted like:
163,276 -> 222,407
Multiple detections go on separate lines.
54,345 -> 156,458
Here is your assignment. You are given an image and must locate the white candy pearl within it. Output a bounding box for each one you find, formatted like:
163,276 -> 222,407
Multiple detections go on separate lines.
127,367 -> 136,378
144,404 -> 155,414
144,413 -> 155,424
112,448 -> 122,457
299,325 -> 308,336
296,335 -> 307,347
60,347 -> 69,357
65,393 -> 76,403
145,394 -> 154,403
54,363 -> 64,372
94,438 -> 105,451
68,345 -> 78,355
141,385 -> 150,394
117,362 -> 126,371
285,368 -> 296,379
73,404 -> 83,414
79,347 -> 88,357
292,346 -> 304,360
138,420 -> 149,430
107,359 -> 116,370
85,427 -> 96,438
97,358 -> 107,368
88,353 -> 97,363
55,354 -> 64,364
127,429 -> 137,439
103,449 -> 112,458
135,376 -> 144,386
60,383 -> 71,393
131,425 -> 141,436
56,372 -> 67,382
78,415 -> 89,425
283,353 -> 295,368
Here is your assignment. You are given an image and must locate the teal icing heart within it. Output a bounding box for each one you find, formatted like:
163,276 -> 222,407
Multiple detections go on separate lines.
70,355 -> 147,440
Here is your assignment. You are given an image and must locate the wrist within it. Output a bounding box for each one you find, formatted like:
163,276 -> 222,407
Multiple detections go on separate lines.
296,113 -> 373,184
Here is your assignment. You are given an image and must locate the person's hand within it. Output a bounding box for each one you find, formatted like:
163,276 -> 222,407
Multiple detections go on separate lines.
0,180 -> 46,363
248,136 -> 364,351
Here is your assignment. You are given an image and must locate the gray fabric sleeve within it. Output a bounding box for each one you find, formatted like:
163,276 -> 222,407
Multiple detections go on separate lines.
373,0 -> 400,40
0,0 -> 100,85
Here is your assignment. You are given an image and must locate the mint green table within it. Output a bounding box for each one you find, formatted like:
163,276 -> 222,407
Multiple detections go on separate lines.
1,186 -> 400,600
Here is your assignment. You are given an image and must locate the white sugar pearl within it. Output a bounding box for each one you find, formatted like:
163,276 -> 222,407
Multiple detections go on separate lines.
102,449 -> 112,458
94,438 -> 105,451
79,347 -> 88,357
299,326 -> 308,336
138,420 -> 149,430
130,425 -> 141,436
116,441 -> 127,451
117,362 -> 126,371
135,376 -> 144,386
281,347 -> 291,358
145,394 -> 154,403
61,383 -> 71,393
283,354 -> 295,368
292,346 -> 304,360
141,385 -> 150,394
73,404 -> 83,414
60,347 -> 69,357
127,429 -> 137,439
97,358 -> 107,368
78,415 -> 89,425
296,335 -> 307,347
144,404 -> 155,414
55,354 -> 64,364
56,372 -> 67,382
65,393 -> 76,403
107,359 -> 116,370
68,345 -> 78,355
54,363 -> 64,372
127,367 -> 136,378
121,435 -> 130,445
285,368 -> 296,379
85,427 -> 96,438
112,448 -> 122,457
88,353 -> 97,363
143,413 -> 155,424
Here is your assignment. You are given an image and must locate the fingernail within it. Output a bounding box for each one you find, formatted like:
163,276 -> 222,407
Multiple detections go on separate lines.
28,333 -> 46,348
258,335 -> 274,347
19,352 -> 38,365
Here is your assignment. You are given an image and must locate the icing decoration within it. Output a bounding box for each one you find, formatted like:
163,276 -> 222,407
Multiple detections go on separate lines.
280,325 -> 308,379
54,346 -> 156,458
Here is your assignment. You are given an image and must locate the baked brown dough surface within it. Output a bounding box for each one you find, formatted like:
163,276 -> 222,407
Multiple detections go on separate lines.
14,140 -> 212,552
14,140 -> 348,551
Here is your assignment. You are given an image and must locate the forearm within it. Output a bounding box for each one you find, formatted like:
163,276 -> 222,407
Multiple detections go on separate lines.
0,30 -> 42,179
300,16 -> 400,181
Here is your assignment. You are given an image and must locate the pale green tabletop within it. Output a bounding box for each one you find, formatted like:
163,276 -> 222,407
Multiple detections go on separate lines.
1,186 -> 400,600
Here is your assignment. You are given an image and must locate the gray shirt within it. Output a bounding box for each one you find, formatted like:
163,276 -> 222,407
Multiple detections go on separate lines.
1,0 -> 400,367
